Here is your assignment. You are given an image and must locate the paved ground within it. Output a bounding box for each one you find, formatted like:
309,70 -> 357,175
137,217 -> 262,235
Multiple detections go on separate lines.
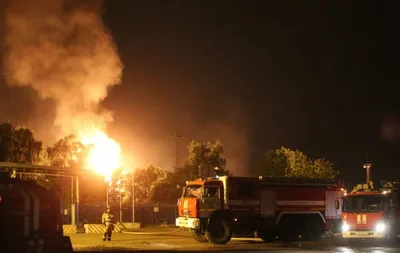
70,227 -> 400,252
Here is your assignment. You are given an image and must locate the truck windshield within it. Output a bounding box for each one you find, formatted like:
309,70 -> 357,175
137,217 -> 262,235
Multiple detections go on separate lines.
182,185 -> 202,198
343,195 -> 385,213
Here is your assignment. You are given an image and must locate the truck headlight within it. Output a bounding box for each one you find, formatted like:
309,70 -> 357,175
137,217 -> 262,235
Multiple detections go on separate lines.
342,222 -> 350,232
375,222 -> 386,233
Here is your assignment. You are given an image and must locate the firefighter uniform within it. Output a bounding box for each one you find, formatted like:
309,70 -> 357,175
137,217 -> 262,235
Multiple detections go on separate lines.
102,208 -> 115,241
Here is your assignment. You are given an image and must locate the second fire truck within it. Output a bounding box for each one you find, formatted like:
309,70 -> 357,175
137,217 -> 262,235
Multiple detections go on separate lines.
340,181 -> 399,240
176,175 -> 343,244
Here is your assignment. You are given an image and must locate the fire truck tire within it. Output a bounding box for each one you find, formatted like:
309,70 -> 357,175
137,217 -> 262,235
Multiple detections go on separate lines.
302,219 -> 325,241
190,228 -> 209,243
277,216 -> 298,242
206,219 -> 233,245
256,229 -> 275,242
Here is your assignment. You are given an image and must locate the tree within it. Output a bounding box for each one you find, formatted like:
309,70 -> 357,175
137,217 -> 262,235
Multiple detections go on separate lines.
281,147 -> 311,177
149,171 -> 183,204
311,158 -> 337,179
256,146 -> 338,179
255,149 -> 287,177
46,134 -> 86,168
0,121 -> 45,164
113,165 -> 166,205
45,135 -> 92,208
134,165 -> 166,203
0,122 -> 65,203
186,140 -> 230,178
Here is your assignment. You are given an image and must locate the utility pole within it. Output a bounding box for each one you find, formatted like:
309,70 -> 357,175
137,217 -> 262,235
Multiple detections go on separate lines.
76,175 -> 80,226
71,177 -> 75,225
171,133 -> 183,168
131,172 -> 135,223
119,186 -> 122,223
363,151 -> 372,184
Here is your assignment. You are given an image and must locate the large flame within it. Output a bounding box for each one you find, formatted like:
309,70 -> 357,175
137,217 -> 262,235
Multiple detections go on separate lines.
80,129 -> 121,182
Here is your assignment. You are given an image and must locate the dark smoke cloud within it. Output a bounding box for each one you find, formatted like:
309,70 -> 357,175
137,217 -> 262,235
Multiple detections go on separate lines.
112,99 -> 250,176
1,0 -> 250,174
382,116 -> 400,143
2,0 -> 122,138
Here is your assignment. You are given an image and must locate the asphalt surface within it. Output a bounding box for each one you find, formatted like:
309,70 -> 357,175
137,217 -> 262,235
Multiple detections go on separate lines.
70,227 -> 400,252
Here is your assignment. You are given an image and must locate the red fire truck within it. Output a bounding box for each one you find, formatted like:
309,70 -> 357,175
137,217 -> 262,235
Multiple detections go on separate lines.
175,175 -> 343,244
340,181 -> 399,241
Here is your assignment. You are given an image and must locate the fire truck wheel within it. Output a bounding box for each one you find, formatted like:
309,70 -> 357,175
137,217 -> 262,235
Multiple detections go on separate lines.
277,216 -> 298,242
206,219 -> 233,245
256,229 -> 275,242
302,219 -> 325,241
190,228 -> 209,243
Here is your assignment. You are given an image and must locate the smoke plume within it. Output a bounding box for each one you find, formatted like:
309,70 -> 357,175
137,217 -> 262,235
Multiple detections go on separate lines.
111,99 -> 250,176
2,0 -> 122,137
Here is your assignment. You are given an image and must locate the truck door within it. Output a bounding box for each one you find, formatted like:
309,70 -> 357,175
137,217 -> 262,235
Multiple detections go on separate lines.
325,190 -> 342,219
201,184 -> 223,215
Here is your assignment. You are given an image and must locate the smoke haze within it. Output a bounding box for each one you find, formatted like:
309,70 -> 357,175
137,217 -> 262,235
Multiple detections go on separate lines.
110,99 -> 250,176
0,0 -> 250,175
2,0 -> 122,138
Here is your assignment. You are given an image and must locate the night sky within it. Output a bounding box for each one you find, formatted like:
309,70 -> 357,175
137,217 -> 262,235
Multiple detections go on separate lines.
1,1 -> 400,186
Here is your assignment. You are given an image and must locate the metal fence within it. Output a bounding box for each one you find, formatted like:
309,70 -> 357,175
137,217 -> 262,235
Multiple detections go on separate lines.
66,203 -> 177,226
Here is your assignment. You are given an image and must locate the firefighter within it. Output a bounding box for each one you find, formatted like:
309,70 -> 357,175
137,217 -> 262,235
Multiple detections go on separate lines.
101,207 -> 115,241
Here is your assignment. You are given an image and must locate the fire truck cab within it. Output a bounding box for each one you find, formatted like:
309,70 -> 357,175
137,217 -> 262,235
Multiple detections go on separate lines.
176,175 -> 343,244
340,181 -> 400,240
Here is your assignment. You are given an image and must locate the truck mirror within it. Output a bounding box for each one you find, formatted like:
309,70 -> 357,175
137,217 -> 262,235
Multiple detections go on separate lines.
335,200 -> 340,209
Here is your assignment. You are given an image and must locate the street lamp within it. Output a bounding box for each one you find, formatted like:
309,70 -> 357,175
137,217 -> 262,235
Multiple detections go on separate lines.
363,163 -> 372,184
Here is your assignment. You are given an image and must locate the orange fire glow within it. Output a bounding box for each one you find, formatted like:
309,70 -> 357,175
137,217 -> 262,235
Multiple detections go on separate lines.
80,129 -> 121,182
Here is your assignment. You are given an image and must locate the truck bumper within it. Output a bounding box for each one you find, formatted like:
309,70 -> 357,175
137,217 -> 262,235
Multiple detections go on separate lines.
342,231 -> 385,239
175,217 -> 200,229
